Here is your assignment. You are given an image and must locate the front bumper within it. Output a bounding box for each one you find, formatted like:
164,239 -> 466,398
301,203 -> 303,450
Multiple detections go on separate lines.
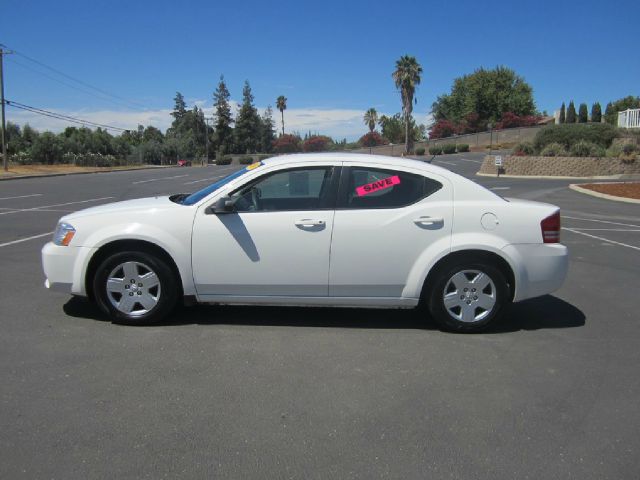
42,242 -> 96,296
502,243 -> 569,302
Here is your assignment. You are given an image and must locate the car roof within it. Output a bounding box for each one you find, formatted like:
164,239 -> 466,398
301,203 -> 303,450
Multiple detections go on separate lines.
262,152 -> 453,176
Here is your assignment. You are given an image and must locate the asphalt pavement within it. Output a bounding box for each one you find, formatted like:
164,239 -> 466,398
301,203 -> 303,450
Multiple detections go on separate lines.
0,155 -> 639,479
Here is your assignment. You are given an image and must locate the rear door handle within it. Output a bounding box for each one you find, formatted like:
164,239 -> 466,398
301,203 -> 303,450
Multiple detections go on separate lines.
413,216 -> 444,226
295,219 -> 325,228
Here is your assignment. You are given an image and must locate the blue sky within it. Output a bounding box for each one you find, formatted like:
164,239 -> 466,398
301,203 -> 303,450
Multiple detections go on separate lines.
2,0 -> 639,139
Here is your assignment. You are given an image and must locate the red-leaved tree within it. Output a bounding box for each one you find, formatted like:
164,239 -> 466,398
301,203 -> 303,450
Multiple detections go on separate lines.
303,135 -> 333,152
273,134 -> 302,153
429,120 -> 458,139
358,131 -> 388,147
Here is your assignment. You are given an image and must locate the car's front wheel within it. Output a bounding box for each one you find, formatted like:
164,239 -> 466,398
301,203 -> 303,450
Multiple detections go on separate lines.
93,251 -> 178,325
428,262 -> 509,332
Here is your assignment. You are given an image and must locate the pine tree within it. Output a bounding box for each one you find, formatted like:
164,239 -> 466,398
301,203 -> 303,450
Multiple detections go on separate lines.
213,76 -> 233,153
578,103 -> 588,123
559,102 -> 566,124
259,106 -> 276,152
172,92 -> 187,122
234,80 -> 261,153
566,101 -> 577,123
591,102 -> 602,123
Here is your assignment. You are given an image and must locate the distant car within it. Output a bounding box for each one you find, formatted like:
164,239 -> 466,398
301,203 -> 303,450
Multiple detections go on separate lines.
42,154 -> 568,332
177,159 -> 192,167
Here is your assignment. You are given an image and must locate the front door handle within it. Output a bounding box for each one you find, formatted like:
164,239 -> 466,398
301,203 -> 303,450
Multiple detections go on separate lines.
413,216 -> 444,226
295,219 -> 325,228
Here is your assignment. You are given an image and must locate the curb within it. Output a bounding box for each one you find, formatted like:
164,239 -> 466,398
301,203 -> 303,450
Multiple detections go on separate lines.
569,183 -> 640,204
0,165 -> 179,182
476,172 -> 640,180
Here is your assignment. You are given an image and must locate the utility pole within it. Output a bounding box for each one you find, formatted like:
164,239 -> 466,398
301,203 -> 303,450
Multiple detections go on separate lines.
0,45 -> 13,172
204,116 -> 212,166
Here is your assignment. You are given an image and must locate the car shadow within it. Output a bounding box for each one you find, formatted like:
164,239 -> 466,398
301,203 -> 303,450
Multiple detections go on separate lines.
63,295 -> 585,333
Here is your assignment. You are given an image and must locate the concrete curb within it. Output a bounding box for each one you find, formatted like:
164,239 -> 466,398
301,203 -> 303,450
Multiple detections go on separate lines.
0,165 -> 179,182
569,183 -> 640,204
476,172 -> 640,180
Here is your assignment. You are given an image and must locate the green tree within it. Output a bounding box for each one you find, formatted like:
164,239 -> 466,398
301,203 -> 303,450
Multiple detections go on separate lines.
213,75 -> 234,153
432,66 -> 535,126
566,101 -> 577,123
603,96 -> 640,125
259,106 -> 276,153
142,125 -> 164,144
276,95 -> 287,135
559,102 -> 566,124
363,108 -> 378,132
392,55 -> 422,153
591,102 -> 602,123
578,103 -> 588,123
31,132 -> 64,164
234,80 -> 261,153
171,92 -> 187,122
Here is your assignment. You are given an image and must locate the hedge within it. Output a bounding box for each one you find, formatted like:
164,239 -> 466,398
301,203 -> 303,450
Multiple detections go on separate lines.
533,124 -> 617,151
442,144 -> 456,154
429,146 -> 443,155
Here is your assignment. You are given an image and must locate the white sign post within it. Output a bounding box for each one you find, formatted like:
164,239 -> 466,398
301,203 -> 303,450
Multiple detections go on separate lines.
494,155 -> 503,177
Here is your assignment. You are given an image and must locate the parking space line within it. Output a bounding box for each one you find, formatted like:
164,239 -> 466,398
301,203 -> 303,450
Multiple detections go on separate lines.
132,174 -> 189,184
459,158 -> 482,163
435,160 -> 456,166
184,175 -> 226,185
563,215 -> 640,228
573,228 -> 640,232
562,227 -> 640,251
0,197 -> 114,216
490,187 -> 510,190
0,232 -> 53,248
0,193 -> 44,201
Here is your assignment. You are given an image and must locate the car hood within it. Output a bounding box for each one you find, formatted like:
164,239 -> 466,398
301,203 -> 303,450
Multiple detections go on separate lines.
62,196 -> 184,221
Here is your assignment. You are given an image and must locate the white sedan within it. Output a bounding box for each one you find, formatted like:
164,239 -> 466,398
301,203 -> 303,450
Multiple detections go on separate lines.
42,153 -> 568,332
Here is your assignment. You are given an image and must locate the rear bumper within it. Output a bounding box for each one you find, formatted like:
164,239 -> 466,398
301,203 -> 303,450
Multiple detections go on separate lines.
42,242 -> 96,296
502,243 -> 568,302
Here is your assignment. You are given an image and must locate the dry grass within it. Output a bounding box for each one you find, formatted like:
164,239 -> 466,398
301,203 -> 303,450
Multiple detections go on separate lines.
580,182 -> 640,200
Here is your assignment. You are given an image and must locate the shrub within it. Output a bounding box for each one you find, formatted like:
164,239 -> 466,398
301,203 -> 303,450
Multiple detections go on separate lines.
442,144 -> 456,154
605,144 -> 623,158
239,156 -> 254,164
513,142 -> 535,156
570,140 -> 600,157
622,143 -> 637,155
457,144 -> 470,152
540,143 -> 567,157
358,131 -> 387,147
215,156 -> 232,165
303,135 -> 333,152
429,146 -> 443,155
273,134 -> 302,154
415,147 -> 425,155
429,120 -> 457,139
533,123 -> 618,151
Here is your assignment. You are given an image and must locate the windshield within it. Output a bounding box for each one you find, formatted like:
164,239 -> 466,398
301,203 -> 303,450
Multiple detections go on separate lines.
181,167 -> 252,205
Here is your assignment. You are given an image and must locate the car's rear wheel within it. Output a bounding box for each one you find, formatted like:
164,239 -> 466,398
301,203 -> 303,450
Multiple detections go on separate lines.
93,251 -> 178,325
428,261 -> 509,332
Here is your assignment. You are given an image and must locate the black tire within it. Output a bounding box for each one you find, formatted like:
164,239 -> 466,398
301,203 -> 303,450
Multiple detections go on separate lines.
427,261 -> 509,332
93,250 -> 178,325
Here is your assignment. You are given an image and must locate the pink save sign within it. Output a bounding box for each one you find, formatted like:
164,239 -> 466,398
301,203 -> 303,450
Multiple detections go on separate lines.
355,175 -> 401,196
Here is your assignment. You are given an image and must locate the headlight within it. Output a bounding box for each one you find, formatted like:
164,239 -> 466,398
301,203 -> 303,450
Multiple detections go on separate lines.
53,222 -> 76,246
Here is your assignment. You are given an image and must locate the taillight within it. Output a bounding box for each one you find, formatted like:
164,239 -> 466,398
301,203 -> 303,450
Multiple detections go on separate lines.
541,211 -> 561,243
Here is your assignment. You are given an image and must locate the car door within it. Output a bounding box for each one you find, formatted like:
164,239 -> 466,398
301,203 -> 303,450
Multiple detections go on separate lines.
192,164 -> 340,299
329,164 -> 452,298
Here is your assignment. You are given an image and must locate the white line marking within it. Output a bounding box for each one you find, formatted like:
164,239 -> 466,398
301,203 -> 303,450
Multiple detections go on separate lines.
0,197 -> 114,216
459,158 -> 482,163
562,228 -> 640,251
0,208 -> 73,213
0,232 -> 53,248
435,161 -> 456,166
133,174 -> 189,184
563,216 -> 640,228
490,187 -> 511,190
0,193 -> 43,201
573,228 -> 640,232
183,175 -> 226,185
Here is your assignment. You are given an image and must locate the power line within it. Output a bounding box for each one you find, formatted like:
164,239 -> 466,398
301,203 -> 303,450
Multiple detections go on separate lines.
6,57 -> 146,111
0,43 -> 150,111
5,99 -> 129,132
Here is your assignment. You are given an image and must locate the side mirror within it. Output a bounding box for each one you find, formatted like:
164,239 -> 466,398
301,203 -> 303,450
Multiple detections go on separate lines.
206,196 -> 237,214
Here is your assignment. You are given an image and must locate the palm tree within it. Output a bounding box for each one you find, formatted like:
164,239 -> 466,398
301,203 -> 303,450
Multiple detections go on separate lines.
363,108 -> 378,133
392,55 -> 423,154
276,95 -> 287,135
